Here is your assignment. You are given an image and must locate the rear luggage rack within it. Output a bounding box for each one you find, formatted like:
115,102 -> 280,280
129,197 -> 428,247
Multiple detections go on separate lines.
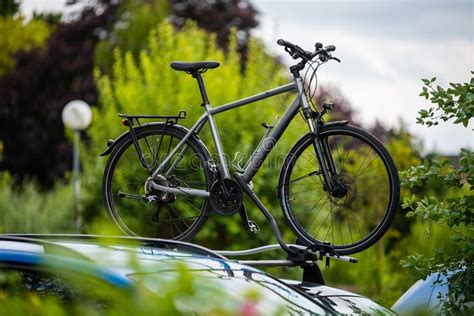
119,110 -> 187,126
100,110 -> 188,157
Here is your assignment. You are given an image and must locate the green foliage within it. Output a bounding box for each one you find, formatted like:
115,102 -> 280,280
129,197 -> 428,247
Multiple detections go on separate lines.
95,0 -> 170,72
0,16 -> 50,77
0,174 -> 76,234
401,75 -> 474,313
417,72 -> 474,127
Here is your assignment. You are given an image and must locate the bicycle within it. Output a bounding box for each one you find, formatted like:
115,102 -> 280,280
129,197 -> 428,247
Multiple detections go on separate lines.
101,39 -> 400,255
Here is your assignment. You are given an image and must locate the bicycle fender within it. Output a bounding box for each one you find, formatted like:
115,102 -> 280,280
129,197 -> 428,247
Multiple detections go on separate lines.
323,120 -> 349,127
99,123 -> 198,156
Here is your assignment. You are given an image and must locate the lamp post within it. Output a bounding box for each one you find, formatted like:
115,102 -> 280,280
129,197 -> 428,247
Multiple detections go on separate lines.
61,100 -> 92,229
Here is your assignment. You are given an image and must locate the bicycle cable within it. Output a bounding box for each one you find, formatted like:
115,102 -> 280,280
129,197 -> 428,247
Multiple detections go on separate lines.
299,60 -> 322,122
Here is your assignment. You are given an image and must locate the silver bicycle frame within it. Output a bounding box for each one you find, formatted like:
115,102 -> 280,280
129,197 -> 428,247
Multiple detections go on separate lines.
149,77 -> 313,197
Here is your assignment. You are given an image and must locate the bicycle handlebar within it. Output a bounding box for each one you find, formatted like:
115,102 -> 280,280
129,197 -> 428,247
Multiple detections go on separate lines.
276,39 -> 294,48
277,39 -> 312,60
277,38 -> 339,63
325,45 -> 336,52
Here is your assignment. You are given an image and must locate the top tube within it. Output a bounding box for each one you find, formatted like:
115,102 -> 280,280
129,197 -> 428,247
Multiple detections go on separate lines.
210,82 -> 297,115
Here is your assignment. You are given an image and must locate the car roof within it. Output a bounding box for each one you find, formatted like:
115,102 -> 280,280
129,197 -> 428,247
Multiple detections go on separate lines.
0,234 -> 226,259
0,234 -> 394,314
0,234 -> 330,314
0,234 -> 263,275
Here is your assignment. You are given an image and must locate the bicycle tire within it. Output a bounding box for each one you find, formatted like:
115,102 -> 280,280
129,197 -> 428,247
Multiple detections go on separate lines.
278,124 -> 399,255
103,123 -> 213,241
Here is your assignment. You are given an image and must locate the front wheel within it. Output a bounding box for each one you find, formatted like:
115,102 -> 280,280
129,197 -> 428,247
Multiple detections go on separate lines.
278,124 -> 400,255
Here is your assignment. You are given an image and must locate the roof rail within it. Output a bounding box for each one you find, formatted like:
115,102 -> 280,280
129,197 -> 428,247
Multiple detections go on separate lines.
0,234 -> 226,260
0,235 -> 93,262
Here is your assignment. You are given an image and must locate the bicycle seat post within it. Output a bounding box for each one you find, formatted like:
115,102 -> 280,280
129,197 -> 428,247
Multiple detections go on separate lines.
190,71 -> 210,106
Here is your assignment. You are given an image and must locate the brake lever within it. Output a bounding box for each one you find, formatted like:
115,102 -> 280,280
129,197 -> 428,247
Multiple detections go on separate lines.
285,47 -> 299,60
332,56 -> 341,63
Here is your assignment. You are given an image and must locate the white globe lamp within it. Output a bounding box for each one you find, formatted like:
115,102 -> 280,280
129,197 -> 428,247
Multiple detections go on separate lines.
62,100 -> 92,228
62,100 -> 92,130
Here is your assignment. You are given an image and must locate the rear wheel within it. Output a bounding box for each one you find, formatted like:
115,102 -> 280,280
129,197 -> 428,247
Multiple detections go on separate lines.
279,124 -> 399,255
102,124 -> 212,241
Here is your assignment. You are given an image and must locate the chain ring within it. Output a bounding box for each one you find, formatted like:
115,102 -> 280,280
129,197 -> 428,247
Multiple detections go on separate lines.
209,179 -> 243,216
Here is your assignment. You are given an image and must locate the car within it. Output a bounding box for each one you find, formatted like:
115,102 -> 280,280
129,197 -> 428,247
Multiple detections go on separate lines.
0,234 -> 393,314
392,270 -> 472,314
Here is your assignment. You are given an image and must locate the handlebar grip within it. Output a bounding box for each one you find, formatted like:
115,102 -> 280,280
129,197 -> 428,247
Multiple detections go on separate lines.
277,39 -> 295,49
325,45 -> 336,52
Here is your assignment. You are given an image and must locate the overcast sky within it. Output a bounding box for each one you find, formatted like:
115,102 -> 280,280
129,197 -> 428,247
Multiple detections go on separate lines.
21,0 -> 473,154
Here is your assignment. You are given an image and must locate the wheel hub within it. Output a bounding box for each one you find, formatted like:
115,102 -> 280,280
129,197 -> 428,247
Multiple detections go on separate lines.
328,174 -> 356,205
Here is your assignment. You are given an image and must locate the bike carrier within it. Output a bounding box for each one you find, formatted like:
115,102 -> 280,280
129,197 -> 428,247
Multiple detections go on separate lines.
215,242 -> 357,285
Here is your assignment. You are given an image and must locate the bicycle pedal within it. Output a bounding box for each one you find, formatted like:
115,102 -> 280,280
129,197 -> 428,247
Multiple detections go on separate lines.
248,220 -> 260,234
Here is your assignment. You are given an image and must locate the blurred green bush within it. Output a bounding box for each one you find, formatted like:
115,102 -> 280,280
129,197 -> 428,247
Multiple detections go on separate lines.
0,173 -> 75,234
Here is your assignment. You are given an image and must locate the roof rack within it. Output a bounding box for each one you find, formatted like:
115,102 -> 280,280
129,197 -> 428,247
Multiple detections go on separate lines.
217,243 -> 358,266
214,242 -> 357,285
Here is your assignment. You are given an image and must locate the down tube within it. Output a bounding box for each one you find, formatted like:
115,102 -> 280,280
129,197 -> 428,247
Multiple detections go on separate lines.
241,96 -> 301,183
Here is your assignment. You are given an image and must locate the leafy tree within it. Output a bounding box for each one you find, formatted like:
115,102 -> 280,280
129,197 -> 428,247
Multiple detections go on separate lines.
0,3 -> 120,188
417,75 -> 474,127
0,0 -> 18,16
0,16 -> 50,77
95,0 -> 171,72
170,0 -> 258,63
401,73 -> 474,313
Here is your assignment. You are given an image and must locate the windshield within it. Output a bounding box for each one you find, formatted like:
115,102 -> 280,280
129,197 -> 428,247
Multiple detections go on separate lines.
129,269 -> 327,315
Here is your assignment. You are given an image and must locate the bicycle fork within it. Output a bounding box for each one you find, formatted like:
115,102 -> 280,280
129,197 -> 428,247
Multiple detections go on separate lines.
298,87 -> 337,193
310,120 -> 338,193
